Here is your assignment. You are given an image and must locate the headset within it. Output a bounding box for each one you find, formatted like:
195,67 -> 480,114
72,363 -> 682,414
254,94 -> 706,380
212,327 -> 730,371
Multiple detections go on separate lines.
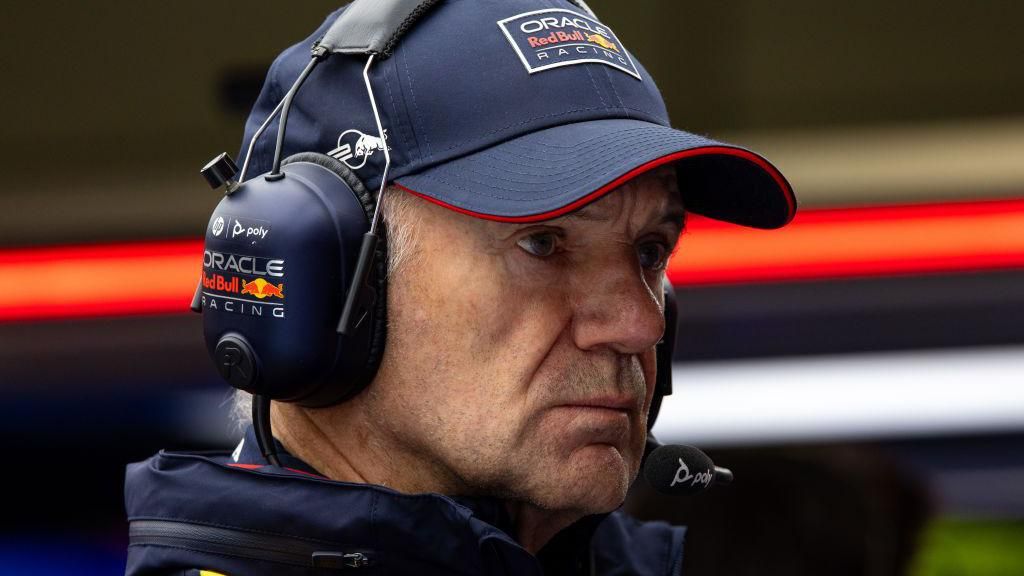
192,0 -> 677,467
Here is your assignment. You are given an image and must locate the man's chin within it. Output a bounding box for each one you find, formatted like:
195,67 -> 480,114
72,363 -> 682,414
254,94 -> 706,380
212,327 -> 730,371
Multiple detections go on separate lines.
529,444 -> 635,513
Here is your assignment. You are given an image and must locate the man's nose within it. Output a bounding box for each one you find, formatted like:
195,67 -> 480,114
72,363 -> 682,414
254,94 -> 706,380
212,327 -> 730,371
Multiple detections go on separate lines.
571,260 -> 666,355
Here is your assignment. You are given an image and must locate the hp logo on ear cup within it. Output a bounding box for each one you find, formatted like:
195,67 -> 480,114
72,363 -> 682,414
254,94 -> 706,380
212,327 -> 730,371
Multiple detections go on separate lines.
214,334 -> 258,390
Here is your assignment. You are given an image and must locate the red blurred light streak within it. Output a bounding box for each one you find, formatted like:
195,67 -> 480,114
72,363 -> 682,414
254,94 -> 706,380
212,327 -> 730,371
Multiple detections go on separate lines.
667,197 -> 1024,285
2,199 -> 1024,322
0,239 -> 203,322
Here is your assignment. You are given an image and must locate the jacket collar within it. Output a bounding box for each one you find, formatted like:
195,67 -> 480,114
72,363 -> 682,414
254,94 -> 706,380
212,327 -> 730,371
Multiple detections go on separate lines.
125,428 -> 685,575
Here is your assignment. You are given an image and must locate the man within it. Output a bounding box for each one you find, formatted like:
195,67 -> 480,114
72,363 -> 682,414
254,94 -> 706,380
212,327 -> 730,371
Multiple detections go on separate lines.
125,1 -> 794,574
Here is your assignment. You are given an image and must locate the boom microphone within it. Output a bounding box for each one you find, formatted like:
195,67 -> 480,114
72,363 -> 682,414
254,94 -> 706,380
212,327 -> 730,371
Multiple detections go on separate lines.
643,443 -> 734,496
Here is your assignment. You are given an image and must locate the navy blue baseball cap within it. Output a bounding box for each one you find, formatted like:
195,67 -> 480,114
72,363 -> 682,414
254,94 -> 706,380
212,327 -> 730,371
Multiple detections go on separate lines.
239,0 -> 796,228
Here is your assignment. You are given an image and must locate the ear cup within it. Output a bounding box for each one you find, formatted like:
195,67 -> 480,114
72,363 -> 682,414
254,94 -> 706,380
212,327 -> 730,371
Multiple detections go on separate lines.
281,152 -> 390,403
201,156 -> 377,405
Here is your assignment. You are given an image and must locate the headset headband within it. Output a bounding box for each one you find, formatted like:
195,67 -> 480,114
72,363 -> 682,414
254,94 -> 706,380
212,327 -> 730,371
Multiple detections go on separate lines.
320,0 -> 442,57
319,0 -> 595,57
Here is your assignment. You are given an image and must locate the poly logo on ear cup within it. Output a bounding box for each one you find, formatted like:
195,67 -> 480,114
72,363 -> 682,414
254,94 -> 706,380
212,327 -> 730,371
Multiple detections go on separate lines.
215,335 -> 258,389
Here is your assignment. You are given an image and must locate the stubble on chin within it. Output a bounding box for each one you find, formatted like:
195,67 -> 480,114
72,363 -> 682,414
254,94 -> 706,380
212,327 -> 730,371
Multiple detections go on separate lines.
459,353 -> 650,512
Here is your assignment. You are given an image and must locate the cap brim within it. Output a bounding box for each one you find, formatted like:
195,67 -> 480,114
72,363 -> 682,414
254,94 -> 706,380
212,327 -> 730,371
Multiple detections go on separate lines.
394,118 -> 795,229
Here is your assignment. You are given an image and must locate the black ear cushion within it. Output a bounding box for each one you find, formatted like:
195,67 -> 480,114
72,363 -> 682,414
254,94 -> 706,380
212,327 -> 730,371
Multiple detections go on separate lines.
283,152 -> 375,213
281,152 -> 389,397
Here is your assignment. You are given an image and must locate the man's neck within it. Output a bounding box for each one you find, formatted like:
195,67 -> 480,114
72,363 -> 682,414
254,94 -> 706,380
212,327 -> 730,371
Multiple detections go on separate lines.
270,402 -> 367,482
271,400 -> 458,493
270,401 -> 578,554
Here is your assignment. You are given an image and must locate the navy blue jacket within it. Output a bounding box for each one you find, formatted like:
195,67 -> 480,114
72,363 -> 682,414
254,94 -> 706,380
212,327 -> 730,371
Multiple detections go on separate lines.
125,427 -> 685,575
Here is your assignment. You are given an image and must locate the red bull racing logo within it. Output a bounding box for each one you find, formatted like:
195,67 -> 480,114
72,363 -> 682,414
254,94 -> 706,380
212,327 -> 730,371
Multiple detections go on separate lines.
201,250 -> 287,319
497,8 -> 640,79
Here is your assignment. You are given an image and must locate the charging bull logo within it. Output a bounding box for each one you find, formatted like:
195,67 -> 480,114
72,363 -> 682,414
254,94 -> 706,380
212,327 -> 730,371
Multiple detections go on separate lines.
586,33 -> 618,52
327,128 -> 389,170
241,277 -> 284,300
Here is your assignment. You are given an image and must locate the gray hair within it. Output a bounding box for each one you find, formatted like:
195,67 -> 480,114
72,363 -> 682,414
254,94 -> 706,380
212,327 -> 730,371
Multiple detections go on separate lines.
230,185 -> 421,430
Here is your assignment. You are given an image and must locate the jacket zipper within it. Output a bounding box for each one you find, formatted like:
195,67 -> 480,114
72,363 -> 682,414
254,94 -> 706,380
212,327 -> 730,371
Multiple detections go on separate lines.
129,519 -> 373,570
670,546 -> 683,576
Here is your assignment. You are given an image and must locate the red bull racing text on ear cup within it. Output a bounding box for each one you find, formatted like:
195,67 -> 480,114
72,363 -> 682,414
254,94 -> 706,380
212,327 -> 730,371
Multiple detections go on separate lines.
199,152 -> 387,407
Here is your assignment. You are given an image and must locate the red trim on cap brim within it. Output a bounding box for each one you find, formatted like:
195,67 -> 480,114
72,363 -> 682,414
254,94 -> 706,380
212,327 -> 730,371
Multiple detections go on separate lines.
393,146 -> 795,225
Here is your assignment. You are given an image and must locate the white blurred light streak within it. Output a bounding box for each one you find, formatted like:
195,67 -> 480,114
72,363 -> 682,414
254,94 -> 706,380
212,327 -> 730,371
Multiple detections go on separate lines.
654,346 -> 1024,447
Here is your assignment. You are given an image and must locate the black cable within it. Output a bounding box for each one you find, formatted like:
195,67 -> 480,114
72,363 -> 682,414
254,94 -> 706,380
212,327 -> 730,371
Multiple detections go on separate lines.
252,394 -> 282,467
268,55 -> 323,178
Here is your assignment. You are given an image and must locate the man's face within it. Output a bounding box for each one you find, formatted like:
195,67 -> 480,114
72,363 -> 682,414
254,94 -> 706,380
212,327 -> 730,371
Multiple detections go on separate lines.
369,168 -> 684,515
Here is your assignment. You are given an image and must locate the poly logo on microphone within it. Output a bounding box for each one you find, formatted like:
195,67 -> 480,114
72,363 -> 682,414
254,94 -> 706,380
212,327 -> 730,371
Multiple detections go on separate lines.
497,8 -> 641,79
671,458 -> 712,488
670,458 -> 691,487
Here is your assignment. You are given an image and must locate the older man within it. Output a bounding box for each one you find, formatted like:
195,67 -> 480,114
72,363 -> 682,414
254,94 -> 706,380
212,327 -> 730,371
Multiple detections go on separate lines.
125,1 -> 794,574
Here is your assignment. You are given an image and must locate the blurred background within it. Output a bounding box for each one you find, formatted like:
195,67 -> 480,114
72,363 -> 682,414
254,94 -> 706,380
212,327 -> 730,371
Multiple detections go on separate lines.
2,1 -> 1023,574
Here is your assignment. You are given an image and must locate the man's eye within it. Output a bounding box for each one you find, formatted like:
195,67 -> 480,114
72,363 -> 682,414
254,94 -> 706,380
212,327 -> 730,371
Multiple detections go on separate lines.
516,232 -> 559,257
638,241 -> 669,270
